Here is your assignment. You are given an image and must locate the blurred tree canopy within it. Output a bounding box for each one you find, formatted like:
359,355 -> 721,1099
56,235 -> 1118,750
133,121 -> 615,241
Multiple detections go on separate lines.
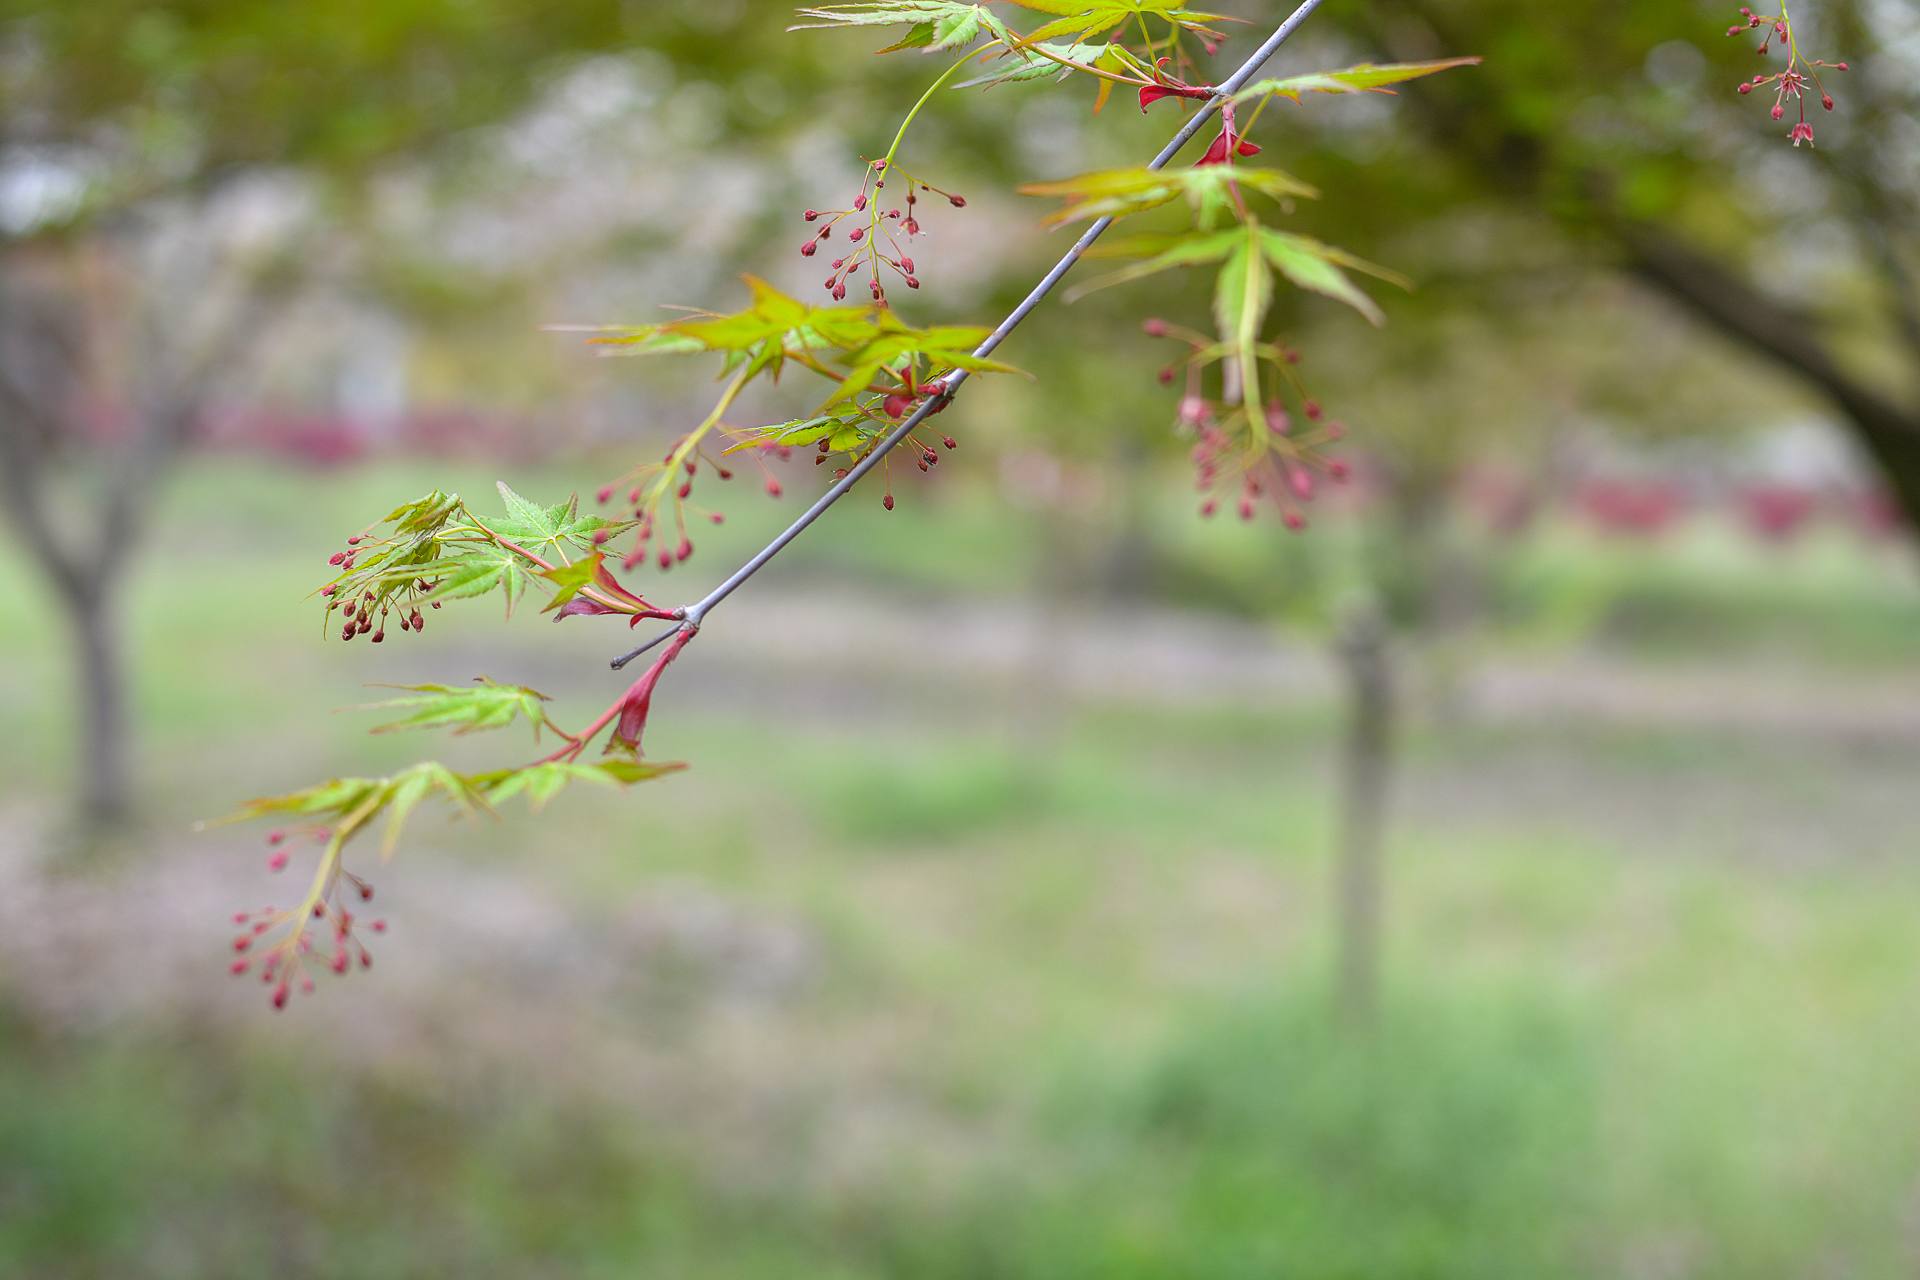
1303,0 -> 1920,523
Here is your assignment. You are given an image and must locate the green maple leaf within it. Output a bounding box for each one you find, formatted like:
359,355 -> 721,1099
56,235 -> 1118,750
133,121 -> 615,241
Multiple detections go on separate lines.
356,678 -> 552,738
589,277 -> 881,383
1215,220 -> 1273,407
469,759 -> 687,812
1020,165 -> 1317,226
954,40 -> 1147,91
824,316 -> 1024,409
1232,58 -> 1482,105
1258,229 -> 1409,328
1002,0 -> 1227,45
790,3 -> 1011,52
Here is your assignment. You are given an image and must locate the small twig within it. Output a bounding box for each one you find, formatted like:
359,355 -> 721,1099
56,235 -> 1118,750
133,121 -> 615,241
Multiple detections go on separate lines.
610,620 -> 691,672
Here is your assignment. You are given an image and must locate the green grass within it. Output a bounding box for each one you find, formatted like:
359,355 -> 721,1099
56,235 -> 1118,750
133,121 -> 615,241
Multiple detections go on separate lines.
3,458 -> 1920,1276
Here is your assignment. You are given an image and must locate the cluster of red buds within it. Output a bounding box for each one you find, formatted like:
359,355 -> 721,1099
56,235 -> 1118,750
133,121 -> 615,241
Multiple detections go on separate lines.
800,159 -> 965,308
1145,318 -> 1349,530
1728,7 -> 1848,147
323,536 -> 439,643
228,828 -> 386,1010
594,444 -> 745,575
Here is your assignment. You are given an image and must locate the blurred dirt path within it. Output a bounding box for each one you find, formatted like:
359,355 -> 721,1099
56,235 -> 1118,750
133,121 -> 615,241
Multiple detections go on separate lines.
677,587 -> 1920,742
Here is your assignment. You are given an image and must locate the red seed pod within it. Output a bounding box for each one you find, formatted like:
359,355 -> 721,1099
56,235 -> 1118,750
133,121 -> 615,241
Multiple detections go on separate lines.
801,241 -> 818,257
853,194 -> 868,212
1737,82 -> 1754,94
899,257 -> 914,274
883,494 -> 895,511
905,276 -> 919,290
328,551 -> 346,566
949,195 -> 967,208
942,435 -> 957,450
804,209 -> 819,221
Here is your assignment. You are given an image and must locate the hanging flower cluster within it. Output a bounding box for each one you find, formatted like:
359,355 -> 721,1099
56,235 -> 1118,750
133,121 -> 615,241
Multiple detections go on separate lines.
1727,5 -> 1849,147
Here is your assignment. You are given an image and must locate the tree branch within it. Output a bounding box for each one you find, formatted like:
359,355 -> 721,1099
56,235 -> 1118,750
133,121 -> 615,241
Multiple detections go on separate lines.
611,0 -> 1332,668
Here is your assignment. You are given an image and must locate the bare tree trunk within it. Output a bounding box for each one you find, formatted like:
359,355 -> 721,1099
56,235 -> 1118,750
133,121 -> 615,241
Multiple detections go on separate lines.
1334,600 -> 1393,1032
59,579 -> 132,828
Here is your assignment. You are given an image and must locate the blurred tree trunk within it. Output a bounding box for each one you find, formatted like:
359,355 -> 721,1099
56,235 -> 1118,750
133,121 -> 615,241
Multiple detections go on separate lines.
0,240 -> 286,831
1334,599 -> 1394,1032
62,580 -> 130,827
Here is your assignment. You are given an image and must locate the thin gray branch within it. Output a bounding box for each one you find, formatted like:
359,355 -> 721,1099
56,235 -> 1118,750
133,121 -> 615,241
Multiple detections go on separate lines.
612,0 -> 1331,668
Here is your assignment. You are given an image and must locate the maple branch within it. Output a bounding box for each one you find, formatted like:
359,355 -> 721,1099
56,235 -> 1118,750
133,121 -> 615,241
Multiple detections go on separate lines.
610,0 -> 1330,671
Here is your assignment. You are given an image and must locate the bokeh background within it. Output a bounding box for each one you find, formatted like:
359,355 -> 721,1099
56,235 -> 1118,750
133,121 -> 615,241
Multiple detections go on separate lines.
4,1 -> 1920,1275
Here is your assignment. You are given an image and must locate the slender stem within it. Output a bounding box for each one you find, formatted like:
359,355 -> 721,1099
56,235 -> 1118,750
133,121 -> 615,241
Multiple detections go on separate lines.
623,0 -> 1329,655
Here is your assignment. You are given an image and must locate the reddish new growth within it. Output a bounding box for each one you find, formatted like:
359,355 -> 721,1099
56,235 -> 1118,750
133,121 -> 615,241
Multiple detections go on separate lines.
1728,5 -> 1848,147
1137,59 -> 1259,169
230,828 -> 385,1010
1145,318 -> 1349,532
802,158 -> 965,308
